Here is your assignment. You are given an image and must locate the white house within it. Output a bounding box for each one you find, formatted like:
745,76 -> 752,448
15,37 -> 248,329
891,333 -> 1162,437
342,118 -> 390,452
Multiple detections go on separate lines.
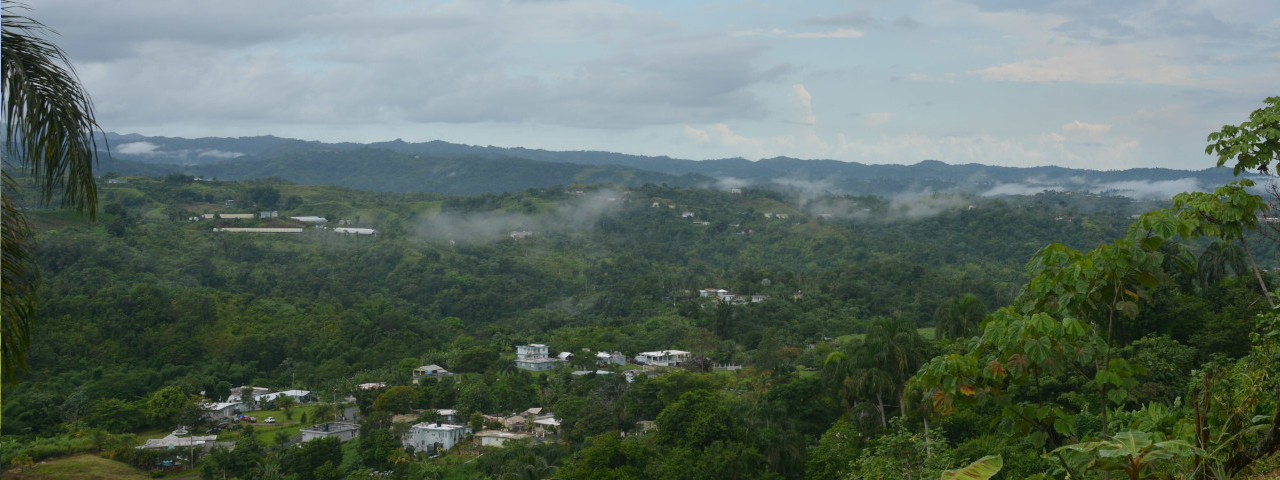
515,344 -> 561,371
404,422 -> 469,453
596,351 -> 626,366
201,401 -> 243,421
255,390 -> 313,404
412,364 -> 453,384
334,227 -> 378,236
532,416 -> 561,437
137,433 -> 220,450
228,386 -> 270,404
435,409 -> 460,424
290,216 -> 328,223
475,430 -> 533,448
636,350 -> 691,367
300,422 -> 360,443
212,227 -> 304,233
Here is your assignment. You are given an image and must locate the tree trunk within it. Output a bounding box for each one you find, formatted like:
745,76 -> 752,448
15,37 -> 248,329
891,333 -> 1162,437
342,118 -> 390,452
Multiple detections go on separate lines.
922,414 -> 931,456
876,392 -> 887,428
1240,238 -> 1275,308
1225,386 -> 1280,476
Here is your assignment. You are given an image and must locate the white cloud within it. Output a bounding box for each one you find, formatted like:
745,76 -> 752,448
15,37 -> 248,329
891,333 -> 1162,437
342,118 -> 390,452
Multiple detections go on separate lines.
413,188 -> 625,244
981,178 -> 1205,200
57,0 -> 782,133
790,84 -> 816,125
970,45 -> 1197,85
116,141 -> 159,155
1093,179 -> 1205,199
789,28 -> 865,39
731,28 -> 865,39
684,124 -> 767,151
1061,120 -> 1111,137
197,150 -> 244,159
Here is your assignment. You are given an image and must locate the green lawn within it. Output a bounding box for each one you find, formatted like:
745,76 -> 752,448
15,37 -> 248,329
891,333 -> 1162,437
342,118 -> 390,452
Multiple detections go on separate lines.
218,405 -> 325,444
835,327 -> 936,344
2,454 -> 151,480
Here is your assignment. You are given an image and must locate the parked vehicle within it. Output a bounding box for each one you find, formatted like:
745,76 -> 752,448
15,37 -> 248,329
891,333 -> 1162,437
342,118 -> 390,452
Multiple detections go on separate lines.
264,417 -> 276,423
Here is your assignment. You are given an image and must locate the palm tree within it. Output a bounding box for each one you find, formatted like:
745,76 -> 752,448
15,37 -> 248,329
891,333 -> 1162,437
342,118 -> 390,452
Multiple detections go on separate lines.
1196,240 -> 1248,290
2,4 -> 103,384
860,317 -> 926,427
823,317 -> 927,428
934,293 -> 988,340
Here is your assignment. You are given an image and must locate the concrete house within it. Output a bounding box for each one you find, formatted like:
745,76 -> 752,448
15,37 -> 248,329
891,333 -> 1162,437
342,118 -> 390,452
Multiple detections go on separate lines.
475,430 -> 534,448
404,422 -> 469,453
636,350 -> 691,367
412,364 -> 453,384
435,409 -> 460,424
255,390 -> 313,405
201,401 -> 243,421
514,344 -> 560,371
596,351 -> 626,366
137,433 -> 222,451
334,227 -> 378,236
300,422 -> 360,443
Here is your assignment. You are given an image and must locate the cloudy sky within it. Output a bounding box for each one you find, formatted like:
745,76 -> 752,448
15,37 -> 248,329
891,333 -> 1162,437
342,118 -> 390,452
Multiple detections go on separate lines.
27,0 -> 1280,170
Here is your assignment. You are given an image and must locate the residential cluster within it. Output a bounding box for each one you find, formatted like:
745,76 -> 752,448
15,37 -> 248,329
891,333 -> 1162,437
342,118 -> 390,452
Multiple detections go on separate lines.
512,344 -> 688,371
148,343 -> 698,461
698,288 -> 769,304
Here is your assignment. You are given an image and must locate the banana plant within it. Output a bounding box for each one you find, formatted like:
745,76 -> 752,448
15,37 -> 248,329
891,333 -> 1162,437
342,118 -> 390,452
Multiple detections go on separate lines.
1055,430 -> 1201,480
940,455 -> 1002,480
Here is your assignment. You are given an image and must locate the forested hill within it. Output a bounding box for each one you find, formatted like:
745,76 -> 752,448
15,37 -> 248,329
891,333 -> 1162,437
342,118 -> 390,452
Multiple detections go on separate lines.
98,132 -> 1247,197
5,173 -> 1278,478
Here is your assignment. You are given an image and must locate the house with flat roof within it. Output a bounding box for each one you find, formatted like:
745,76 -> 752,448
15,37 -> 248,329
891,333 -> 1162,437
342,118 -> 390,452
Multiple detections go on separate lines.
636,350 -> 691,367
404,422 -> 469,453
412,364 -> 453,384
434,409 -> 460,424
475,430 -> 534,448
255,390 -> 313,405
137,433 -> 223,451
300,422 -> 360,443
515,344 -> 561,371
596,351 -> 626,366
201,401 -> 243,421
334,227 -> 378,236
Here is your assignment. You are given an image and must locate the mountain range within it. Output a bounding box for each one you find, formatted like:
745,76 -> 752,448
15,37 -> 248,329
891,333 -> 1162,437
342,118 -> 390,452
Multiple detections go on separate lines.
97,132 -> 1248,198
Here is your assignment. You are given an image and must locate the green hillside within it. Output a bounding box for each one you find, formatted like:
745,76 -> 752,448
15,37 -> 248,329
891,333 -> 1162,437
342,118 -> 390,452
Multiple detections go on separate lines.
3,175 -> 1277,479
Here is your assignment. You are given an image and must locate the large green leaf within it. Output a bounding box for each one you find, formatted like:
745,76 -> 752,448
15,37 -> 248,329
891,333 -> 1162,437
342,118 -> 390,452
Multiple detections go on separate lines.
940,455 -> 1003,480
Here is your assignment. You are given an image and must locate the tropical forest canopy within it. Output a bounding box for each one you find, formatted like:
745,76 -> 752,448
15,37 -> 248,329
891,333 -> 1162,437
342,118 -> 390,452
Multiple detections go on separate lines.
4,150 -> 1280,479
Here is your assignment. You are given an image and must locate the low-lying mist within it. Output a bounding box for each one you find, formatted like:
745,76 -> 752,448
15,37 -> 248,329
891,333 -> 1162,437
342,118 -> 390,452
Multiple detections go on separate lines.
412,188 -> 625,244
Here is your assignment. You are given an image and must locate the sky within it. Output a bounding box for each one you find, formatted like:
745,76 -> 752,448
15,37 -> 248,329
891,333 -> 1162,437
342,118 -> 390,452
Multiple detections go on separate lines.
25,0 -> 1280,170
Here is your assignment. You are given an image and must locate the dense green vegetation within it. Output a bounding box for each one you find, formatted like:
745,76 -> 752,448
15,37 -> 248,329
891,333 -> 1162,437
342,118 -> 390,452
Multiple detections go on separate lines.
3,169 -> 1278,478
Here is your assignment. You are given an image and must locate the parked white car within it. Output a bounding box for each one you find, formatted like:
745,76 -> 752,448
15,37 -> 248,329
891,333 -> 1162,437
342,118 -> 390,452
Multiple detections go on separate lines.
264,417 -> 276,423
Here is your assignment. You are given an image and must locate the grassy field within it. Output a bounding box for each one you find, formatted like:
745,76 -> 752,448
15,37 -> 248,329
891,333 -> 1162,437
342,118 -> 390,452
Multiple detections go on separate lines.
218,405 -> 326,444
2,454 -> 153,480
836,327 -> 936,344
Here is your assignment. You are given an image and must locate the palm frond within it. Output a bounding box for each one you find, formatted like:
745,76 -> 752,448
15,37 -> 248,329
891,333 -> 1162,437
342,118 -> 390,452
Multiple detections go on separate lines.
2,5 -> 102,216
